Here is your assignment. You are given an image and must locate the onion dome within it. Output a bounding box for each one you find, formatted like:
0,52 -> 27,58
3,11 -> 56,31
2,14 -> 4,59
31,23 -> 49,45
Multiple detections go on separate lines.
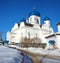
29,9 -> 41,17
44,16 -> 50,21
20,18 -> 26,22
49,40 -> 55,45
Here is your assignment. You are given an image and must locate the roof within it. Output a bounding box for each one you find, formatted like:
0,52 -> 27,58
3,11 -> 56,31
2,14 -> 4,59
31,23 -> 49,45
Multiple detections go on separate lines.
17,23 -> 33,27
44,16 -> 50,21
45,34 -> 55,38
25,23 -> 33,27
45,33 -> 60,38
18,22 -> 42,27
29,9 -> 40,17
56,22 -> 60,25
56,33 -> 60,35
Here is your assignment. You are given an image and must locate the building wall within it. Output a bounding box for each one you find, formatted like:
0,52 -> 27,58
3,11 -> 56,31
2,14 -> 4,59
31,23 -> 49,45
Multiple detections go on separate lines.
45,36 -> 56,48
7,25 -> 47,44
56,35 -> 60,48
6,22 -> 54,45
29,15 -> 41,25
57,25 -> 60,32
6,15 -> 55,48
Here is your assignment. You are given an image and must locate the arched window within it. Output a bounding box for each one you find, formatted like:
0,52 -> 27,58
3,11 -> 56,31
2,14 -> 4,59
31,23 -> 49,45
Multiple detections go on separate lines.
34,17 -> 39,24
36,19 -> 39,24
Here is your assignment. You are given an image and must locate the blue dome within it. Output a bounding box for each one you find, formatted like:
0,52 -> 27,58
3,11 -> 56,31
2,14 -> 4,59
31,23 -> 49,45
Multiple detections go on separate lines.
44,16 -> 50,21
49,40 -> 55,45
29,9 -> 40,17
20,18 -> 26,22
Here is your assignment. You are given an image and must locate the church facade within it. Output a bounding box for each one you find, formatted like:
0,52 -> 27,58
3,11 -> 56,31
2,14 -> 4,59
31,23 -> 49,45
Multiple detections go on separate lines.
6,9 -> 60,49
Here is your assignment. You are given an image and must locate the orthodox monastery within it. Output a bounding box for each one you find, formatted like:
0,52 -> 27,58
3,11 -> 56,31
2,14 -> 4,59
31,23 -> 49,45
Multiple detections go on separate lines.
6,9 -> 60,49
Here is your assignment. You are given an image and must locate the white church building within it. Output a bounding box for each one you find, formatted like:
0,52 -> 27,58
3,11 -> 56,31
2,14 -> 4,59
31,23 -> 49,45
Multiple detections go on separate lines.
6,9 -> 60,49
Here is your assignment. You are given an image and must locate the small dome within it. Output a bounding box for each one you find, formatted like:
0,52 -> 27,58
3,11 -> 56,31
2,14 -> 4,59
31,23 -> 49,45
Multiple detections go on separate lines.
29,9 -> 41,17
20,18 -> 26,22
44,16 -> 50,21
49,40 -> 55,45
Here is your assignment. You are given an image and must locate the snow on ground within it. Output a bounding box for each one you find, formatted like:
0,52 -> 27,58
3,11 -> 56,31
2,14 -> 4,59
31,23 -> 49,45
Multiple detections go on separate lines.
8,45 -> 60,63
39,57 -> 60,63
49,49 -> 60,56
0,46 -> 33,63
27,47 -> 52,54
20,47 -> 60,56
0,46 -> 23,63
8,45 -> 60,56
21,47 -> 60,63
23,55 -> 33,63
19,47 -> 55,55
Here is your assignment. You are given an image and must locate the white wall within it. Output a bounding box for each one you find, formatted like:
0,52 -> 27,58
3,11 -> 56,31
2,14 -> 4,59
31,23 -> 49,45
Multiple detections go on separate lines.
42,21 -> 54,36
11,23 -> 18,32
45,36 -> 56,49
57,25 -> 60,32
19,22 -> 25,28
44,20 -> 50,27
14,27 -> 26,43
56,35 -> 60,48
29,15 -> 41,25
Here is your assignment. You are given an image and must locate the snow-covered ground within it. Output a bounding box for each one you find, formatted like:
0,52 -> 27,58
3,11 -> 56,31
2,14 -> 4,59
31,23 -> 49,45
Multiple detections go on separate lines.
19,47 -> 60,56
0,46 -> 33,63
39,57 -> 60,63
8,45 -> 60,56
8,45 -> 60,63
0,46 -> 23,63
19,47 -> 60,63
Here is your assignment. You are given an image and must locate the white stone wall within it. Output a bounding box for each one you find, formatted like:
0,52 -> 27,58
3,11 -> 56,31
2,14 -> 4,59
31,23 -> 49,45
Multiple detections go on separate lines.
29,15 -> 41,25
42,20 -> 54,36
57,25 -> 60,32
11,23 -> 18,32
6,22 -> 49,44
19,22 -> 25,28
11,27 -> 26,43
44,20 -> 50,27
56,34 -> 60,48
45,36 -> 56,48
11,24 -> 46,43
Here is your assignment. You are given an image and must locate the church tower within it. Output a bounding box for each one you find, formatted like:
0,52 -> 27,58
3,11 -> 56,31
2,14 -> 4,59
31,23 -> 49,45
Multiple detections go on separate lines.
42,16 -> 54,35
28,9 -> 41,25
43,16 -> 50,27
